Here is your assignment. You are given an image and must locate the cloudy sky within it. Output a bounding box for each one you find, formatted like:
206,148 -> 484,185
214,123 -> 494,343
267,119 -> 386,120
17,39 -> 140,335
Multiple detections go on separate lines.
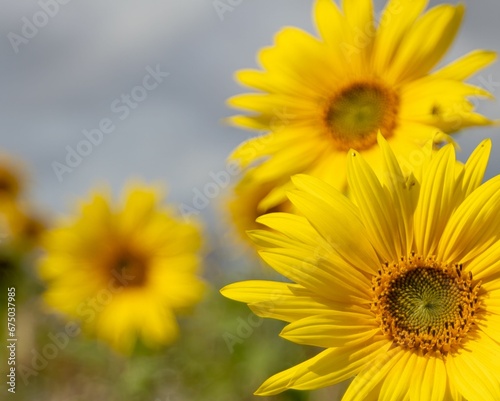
1,0 -> 499,231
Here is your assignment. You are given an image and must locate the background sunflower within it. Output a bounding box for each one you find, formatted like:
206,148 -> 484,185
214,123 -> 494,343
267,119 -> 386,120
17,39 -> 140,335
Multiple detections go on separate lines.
227,0 -> 498,244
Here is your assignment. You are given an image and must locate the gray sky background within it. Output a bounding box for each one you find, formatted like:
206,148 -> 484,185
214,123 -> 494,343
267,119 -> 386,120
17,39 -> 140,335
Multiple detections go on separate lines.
1,0 -> 499,231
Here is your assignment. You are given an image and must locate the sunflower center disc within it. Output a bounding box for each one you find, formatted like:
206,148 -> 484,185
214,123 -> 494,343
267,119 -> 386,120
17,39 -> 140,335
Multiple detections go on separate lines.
0,167 -> 20,197
371,254 -> 481,355
388,268 -> 461,332
111,249 -> 148,287
326,82 -> 399,151
0,179 -> 12,193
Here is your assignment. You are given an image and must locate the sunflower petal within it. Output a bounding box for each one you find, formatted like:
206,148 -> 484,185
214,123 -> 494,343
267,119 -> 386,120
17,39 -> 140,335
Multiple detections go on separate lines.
438,175 -> 500,264
341,346 -> 406,401
378,350 -> 417,401
221,280 -> 336,322
347,147 -> 405,261
432,50 -> 497,81
413,144 -> 459,257
371,0 -> 429,76
280,313 -> 378,347
447,343 -> 500,401
255,338 -> 391,396
461,139 -> 492,197
389,4 -> 464,83
410,356 -> 447,401
287,187 -> 379,274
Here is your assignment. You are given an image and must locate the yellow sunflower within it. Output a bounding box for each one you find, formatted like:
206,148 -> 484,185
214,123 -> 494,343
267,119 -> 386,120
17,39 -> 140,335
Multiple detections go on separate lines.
39,183 -> 205,353
228,0 -> 496,204
222,136 -> 500,400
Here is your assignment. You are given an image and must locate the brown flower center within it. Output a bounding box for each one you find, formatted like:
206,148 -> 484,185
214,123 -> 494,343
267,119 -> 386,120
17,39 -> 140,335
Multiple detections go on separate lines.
371,253 -> 481,355
0,167 -> 21,198
110,248 -> 148,288
325,81 -> 399,151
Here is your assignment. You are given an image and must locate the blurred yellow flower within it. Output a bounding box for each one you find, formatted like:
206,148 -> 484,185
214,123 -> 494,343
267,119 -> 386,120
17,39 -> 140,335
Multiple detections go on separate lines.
0,155 -> 24,200
39,184 -> 205,353
227,170 -> 291,247
0,154 -> 45,279
0,198 -> 45,247
228,0 -> 496,210
223,137 -> 500,399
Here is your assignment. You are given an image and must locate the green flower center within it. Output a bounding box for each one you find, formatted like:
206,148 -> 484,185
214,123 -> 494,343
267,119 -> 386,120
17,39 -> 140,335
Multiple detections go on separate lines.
387,268 -> 463,333
371,254 -> 481,355
325,82 -> 399,151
